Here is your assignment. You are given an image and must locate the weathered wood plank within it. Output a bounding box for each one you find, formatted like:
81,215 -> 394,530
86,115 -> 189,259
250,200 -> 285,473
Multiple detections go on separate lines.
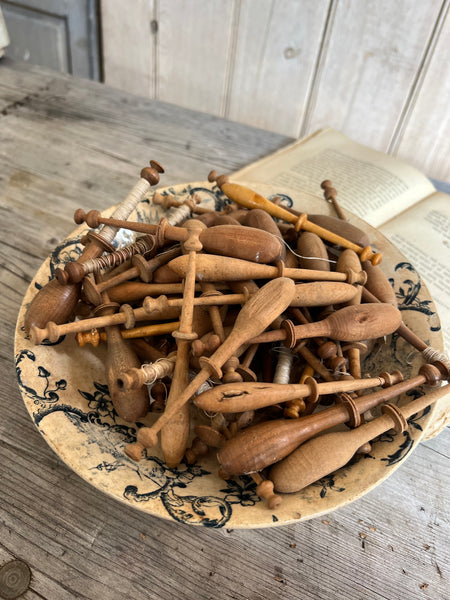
101,0 -> 156,97
226,0 -> 329,137
393,2 -> 450,180
157,0 -> 234,115
300,0 -> 444,151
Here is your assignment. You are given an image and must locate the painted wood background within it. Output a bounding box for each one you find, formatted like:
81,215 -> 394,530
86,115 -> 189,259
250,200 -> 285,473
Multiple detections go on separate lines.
101,0 -> 450,182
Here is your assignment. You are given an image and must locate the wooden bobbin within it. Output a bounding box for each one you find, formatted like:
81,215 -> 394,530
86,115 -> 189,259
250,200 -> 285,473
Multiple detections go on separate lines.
208,173 -> 382,265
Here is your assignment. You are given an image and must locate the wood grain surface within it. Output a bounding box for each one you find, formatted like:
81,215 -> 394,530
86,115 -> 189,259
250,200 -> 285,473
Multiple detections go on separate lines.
101,0 -> 450,180
0,59 -> 448,600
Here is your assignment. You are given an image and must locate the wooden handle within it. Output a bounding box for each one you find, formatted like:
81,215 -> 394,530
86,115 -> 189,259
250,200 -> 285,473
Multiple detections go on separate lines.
199,277 -> 296,379
194,375 -> 385,413
248,303 -> 403,345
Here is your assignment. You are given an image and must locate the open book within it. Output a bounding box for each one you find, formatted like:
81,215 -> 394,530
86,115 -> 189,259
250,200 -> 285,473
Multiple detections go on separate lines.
233,128 -> 450,354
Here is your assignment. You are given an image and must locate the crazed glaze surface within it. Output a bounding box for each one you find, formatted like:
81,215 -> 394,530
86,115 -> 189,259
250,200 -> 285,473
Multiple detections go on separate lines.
14,182 -> 444,528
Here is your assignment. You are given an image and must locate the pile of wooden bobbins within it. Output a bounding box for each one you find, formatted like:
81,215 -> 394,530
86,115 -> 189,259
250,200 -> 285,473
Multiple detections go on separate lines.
24,161 -> 450,510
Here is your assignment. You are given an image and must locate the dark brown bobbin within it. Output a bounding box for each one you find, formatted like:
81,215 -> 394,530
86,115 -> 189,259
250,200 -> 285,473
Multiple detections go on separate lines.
149,160 -> 165,174
140,166 -> 160,186
55,230 -> 116,285
382,403 -> 408,433
82,275 -> 103,306
57,261 -> 85,285
419,363 -> 444,386
316,340 -> 338,361
338,392 -> 361,428
380,370 -> 404,388
280,319 -> 297,349
119,303 -> 136,329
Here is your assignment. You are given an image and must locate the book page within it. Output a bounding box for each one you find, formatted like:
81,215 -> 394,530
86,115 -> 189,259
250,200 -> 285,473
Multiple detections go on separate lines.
379,192 -> 450,351
233,128 -> 436,228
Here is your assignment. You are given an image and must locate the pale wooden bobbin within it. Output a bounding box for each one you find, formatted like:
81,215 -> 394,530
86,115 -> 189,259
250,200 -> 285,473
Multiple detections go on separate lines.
208,171 -> 382,265
153,191 -> 211,214
194,372 -> 395,414
117,354 -> 177,392
29,296 -> 180,345
161,219 -> 206,467
167,253 -> 367,284
296,231 -> 335,317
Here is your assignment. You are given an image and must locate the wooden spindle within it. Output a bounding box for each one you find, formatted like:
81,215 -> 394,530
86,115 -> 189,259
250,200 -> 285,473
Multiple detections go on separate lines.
167,253 -> 367,284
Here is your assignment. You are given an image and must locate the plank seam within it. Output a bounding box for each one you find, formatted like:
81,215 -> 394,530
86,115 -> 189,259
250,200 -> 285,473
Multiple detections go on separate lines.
221,0 -> 242,118
299,0 -> 338,137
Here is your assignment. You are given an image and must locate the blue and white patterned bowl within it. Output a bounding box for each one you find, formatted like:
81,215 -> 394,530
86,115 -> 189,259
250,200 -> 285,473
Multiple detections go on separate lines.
14,181 -> 444,528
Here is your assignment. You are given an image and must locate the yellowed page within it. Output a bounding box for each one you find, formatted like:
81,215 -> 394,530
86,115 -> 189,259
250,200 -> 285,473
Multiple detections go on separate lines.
233,128 -> 436,228
380,192 -> 450,351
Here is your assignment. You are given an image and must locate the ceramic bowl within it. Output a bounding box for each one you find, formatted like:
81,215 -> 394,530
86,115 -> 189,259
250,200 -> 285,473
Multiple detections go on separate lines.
14,181 -> 444,528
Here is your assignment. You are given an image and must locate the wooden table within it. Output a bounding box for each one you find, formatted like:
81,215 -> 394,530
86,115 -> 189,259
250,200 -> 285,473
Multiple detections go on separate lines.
0,59 -> 448,600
